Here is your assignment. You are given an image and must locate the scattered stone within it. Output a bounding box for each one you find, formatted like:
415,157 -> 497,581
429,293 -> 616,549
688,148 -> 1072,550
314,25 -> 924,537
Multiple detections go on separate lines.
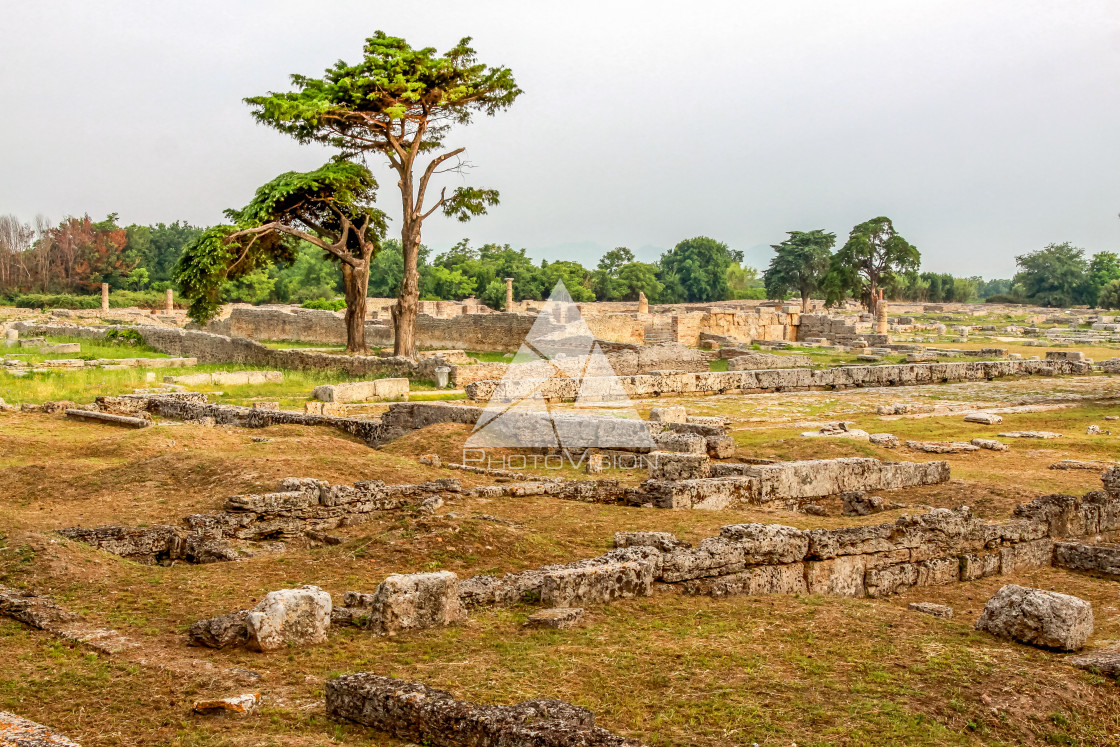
869,433 -> 899,448
526,607 -> 584,630
906,440 -> 979,454
841,491 -> 891,516
419,496 -> 444,514
1069,645 -> 1120,677
970,438 -> 1010,451
1050,460 -> 1112,471
193,693 -> 261,716
0,711 -> 81,746
614,531 -> 688,552
801,422 -> 870,440
65,409 -> 151,429
998,431 -> 1063,439
975,584 -> 1093,651
909,602 -> 954,619
189,610 -> 250,649
802,504 -> 829,516
964,412 -> 1003,425
365,571 -> 466,636
250,437 -> 272,443
1087,424 -> 1102,435
418,453 -> 441,467
245,585 -> 332,652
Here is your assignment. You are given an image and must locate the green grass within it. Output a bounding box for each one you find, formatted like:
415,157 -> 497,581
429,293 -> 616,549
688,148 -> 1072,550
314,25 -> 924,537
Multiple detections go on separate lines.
258,340 -> 347,351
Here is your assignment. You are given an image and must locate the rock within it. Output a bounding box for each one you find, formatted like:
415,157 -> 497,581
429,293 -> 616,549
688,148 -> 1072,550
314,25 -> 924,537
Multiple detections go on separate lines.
193,693 -> 261,716
245,585 -> 332,652
0,711 -> 81,746
540,561 -> 654,607
1087,424 -> 1102,435
971,438 -> 1010,451
418,453 -> 441,467
964,412 -> 1003,425
0,587 -> 78,630
366,571 -> 465,636
906,440 -> 979,454
998,431 -> 1063,439
705,434 -> 736,459
975,584 -> 1093,651
419,496 -> 444,514
802,504 -> 829,516
909,602 -> 954,619
189,610 -> 250,649
614,531 -> 687,551
647,451 -> 710,480
841,491 -> 889,517
1069,645 -> 1120,677
801,422 -> 870,440
869,433 -> 900,448
527,607 -> 584,629
1049,460 -> 1111,471
648,406 -> 687,424
585,452 -> 605,474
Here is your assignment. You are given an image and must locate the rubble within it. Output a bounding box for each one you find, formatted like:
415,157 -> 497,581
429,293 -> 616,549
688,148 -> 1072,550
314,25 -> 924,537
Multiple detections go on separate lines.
971,438 -> 1010,451
975,584 -> 1093,651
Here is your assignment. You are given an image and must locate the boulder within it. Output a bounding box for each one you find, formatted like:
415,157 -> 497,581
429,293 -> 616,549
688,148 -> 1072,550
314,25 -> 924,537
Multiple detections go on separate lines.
366,571 -> 465,636
975,584 -> 1093,651
189,610 -> 250,649
245,586 -> 332,652
869,433 -> 900,448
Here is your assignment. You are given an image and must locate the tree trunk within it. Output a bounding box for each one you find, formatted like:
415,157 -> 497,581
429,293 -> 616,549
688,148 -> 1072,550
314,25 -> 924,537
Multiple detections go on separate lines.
341,261 -> 370,354
801,289 -> 811,313
393,220 -> 420,358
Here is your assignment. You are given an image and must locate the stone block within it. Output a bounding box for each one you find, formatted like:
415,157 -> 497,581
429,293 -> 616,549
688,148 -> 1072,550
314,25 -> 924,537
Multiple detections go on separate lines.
909,602 -> 954,619
539,561 -> 653,607
869,433 -> 899,448
189,610 -> 250,649
705,434 -> 736,458
959,552 -> 1001,581
680,563 -> 806,596
964,412 -> 1003,425
976,584 -> 1093,651
527,607 -> 584,629
648,406 -> 687,423
971,438 -> 1009,451
1053,542 -> 1120,578
614,531 -> 687,552
245,585 -> 332,652
648,451 -> 710,480
366,571 -> 465,635
998,539 -> 1054,574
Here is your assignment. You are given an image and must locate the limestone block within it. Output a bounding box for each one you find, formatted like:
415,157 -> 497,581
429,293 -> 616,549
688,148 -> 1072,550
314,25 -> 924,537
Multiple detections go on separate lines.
366,571 -> 465,635
964,412 -> 1003,425
959,552 -> 1002,581
705,434 -> 736,458
245,585 -> 332,652
614,531 -> 687,552
539,561 -> 653,607
976,584 -> 1093,651
652,431 -> 707,454
971,438 -> 1009,451
909,602 -> 954,619
906,440 -> 979,453
661,525 -> 808,582
527,607 -> 584,629
864,563 -> 919,598
998,539 -> 1054,574
869,433 -> 900,448
1069,646 -> 1120,677
680,563 -> 806,596
648,451 -> 710,480
189,610 -> 250,649
1053,542 -> 1120,578
648,406 -> 687,423
998,431 -> 1063,439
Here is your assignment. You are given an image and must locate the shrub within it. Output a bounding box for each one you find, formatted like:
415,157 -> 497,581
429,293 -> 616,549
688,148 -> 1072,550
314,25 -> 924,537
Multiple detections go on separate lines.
12,290 -> 172,310
301,297 -> 346,311
104,329 -> 145,346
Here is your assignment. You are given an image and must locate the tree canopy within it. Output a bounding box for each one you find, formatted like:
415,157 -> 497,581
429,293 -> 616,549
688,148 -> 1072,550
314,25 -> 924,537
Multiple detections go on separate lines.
658,236 -> 743,303
827,217 -> 919,308
763,229 -> 835,310
1012,242 -> 1089,308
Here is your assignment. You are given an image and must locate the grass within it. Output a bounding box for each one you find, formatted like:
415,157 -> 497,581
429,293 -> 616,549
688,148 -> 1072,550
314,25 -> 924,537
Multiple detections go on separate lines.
5,345 -> 1120,743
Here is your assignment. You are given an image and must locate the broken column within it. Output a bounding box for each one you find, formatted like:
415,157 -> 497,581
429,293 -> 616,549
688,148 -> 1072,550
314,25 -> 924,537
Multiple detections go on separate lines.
875,289 -> 888,335
504,277 -> 514,311
165,288 -> 174,312
638,290 -> 649,313
100,282 -> 109,311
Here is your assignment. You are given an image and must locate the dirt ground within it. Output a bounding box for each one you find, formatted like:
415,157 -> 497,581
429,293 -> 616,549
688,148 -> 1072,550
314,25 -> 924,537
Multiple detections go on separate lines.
3,375 -> 1120,745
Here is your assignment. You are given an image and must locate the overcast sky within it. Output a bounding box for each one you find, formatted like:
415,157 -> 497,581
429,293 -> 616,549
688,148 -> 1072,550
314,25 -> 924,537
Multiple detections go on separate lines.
3,1 -> 1118,278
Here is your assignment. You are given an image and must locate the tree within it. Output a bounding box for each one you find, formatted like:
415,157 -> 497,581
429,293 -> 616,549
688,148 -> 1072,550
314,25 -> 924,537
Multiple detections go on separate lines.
1098,278 -> 1120,310
246,32 -> 521,357
658,236 -> 742,303
615,261 -> 663,302
763,229 -> 835,311
827,217 -> 919,311
590,247 -> 635,300
1013,242 -> 1089,308
176,160 -> 386,352
1087,251 -> 1120,307
539,260 -> 594,301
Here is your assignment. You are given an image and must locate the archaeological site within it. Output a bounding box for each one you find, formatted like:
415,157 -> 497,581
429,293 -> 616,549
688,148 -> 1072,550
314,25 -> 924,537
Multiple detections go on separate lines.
4,7 -> 1120,746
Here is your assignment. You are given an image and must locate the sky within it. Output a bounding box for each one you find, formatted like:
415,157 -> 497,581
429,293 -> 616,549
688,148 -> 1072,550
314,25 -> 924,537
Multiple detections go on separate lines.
2,1 -> 1118,279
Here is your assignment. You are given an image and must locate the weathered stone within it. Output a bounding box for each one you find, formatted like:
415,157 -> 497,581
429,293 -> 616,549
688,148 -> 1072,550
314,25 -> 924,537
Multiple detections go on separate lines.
614,531 -> 687,552
959,552 -> 1001,581
65,409 -> 151,428
963,412 -> 1003,425
906,440 -> 979,453
1049,460 -> 1112,471
661,525 -> 808,582
527,607 -> 584,629
326,673 -> 646,747
0,711 -> 81,746
975,584 -> 1093,651
869,433 -> 899,448
705,434 -> 736,459
1069,646 -> 1120,677
245,585 -> 332,652
998,431 -> 1063,439
193,693 -> 261,716
313,378 -> 409,403
648,406 -> 687,424
841,491 -> 890,516
647,451 -> 710,480
0,587 -> 78,630
189,610 -> 250,649
539,561 -> 653,607
366,571 -> 465,636
1053,542 -> 1120,578
651,431 -> 707,454
971,438 -> 1009,451
909,602 -> 954,619
680,563 -> 806,596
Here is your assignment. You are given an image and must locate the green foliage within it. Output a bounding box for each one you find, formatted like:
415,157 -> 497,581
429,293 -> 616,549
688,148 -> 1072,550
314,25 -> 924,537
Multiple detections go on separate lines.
1097,278 -> 1120,310
104,329 -> 145,346
827,217 -> 919,307
1013,242 -> 1089,307
615,261 -> 664,302
763,229 -> 835,305
538,260 -> 594,301
12,290 -> 169,310
1087,251 -> 1120,306
270,242 -> 344,303
301,297 -> 346,311
658,236 -> 743,303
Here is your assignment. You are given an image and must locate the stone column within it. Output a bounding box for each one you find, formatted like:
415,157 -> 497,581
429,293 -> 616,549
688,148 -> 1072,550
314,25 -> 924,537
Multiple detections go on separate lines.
638,291 -> 649,314
165,288 -> 174,312
504,278 -> 514,312
100,283 -> 109,312
874,289 -> 888,335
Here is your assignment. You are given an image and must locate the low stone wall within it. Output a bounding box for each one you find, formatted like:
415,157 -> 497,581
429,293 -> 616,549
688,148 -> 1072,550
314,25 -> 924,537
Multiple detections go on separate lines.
326,673 -> 646,747
466,359 -> 1095,402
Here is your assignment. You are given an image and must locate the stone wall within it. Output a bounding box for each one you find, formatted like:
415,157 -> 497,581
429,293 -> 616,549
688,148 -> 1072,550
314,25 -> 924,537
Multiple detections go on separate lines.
467,359 -> 1094,402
